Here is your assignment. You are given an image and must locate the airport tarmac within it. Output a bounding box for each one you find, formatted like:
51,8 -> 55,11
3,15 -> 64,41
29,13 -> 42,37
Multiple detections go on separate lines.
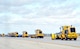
0,37 -> 80,49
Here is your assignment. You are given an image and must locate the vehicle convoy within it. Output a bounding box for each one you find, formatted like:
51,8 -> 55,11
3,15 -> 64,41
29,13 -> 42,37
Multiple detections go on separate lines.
31,29 -> 44,38
22,31 -> 28,37
51,25 -> 78,40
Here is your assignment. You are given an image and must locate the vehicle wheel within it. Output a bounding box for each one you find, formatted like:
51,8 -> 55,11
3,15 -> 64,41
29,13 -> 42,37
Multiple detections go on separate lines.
69,38 -> 72,40
41,36 -> 43,38
65,37 -> 68,40
74,38 -> 77,40
61,38 -> 64,40
39,36 -> 41,38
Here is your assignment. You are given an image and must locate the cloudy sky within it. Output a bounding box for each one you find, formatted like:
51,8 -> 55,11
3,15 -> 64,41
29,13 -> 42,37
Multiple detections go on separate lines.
0,0 -> 80,34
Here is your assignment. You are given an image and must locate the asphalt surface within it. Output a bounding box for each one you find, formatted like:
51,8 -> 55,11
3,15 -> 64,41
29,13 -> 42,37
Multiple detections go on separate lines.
0,37 -> 80,49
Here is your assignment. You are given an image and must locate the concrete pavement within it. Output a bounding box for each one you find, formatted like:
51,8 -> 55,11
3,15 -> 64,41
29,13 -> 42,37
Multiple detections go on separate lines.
0,37 -> 80,49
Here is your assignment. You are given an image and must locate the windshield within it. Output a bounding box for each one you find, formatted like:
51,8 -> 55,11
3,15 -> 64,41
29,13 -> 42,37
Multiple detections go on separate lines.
39,31 -> 42,34
70,28 -> 75,32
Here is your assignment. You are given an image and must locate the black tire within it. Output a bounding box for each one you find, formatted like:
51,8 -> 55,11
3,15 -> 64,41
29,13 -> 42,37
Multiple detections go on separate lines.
65,35 -> 68,40
61,38 -> 64,40
39,36 -> 41,38
69,38 -> 72,40
40,36 -> 43,38
74,38 -> 77,40
41,36 -> 43,38
65,37 -> 68,40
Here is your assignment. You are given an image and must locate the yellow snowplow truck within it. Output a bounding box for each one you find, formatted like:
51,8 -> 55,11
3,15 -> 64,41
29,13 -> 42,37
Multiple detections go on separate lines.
1,33 -> 5,37
51,25 -> 78,40
15,32 -> 18,37
22,31 -> 28,37
56,25 -> 78,40
31,29 -> 44,38
8,32 -> 18,37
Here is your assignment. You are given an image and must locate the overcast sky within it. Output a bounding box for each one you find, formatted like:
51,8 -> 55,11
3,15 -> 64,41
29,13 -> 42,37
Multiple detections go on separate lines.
0,0 -> 80,34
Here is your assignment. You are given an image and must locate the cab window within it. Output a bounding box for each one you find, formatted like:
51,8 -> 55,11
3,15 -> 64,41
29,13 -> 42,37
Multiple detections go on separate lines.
25,32 -> 27,34
39,31 -> 42,34
65,30 -> 68,34
70,28 -> 75,32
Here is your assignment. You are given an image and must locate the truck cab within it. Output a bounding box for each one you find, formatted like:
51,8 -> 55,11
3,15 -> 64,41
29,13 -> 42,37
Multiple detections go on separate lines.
22,31 -> 28,37
61,26 -> 78,40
